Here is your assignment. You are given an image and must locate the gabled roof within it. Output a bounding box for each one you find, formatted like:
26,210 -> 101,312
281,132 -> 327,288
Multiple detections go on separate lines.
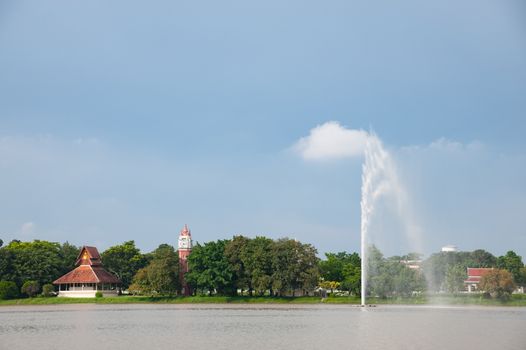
75,246 -> 102,266
464,268 -> 493,284
53,265 -> 121,284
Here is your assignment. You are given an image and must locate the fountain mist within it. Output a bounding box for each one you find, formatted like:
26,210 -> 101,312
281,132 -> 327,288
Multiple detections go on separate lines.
360,133 -> 421,306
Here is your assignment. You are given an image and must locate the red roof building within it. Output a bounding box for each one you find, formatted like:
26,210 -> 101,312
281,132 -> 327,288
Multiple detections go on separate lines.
464,267 -> 493,293
53,246 -> 121,298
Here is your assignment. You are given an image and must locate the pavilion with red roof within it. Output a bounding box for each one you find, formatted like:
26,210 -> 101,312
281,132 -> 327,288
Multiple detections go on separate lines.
53,246 -> 121,297
464,267 -> 493,293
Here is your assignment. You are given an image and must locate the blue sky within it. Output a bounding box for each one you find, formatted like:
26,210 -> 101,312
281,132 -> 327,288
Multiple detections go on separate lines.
0,0 -> 525,258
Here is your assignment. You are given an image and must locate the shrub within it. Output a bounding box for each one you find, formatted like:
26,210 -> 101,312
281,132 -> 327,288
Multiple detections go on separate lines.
479,269 -> 516,300
0,281 -> 19,300
41,284 -> 55,297
21,280 -> 41,297
95,291 -> 103,298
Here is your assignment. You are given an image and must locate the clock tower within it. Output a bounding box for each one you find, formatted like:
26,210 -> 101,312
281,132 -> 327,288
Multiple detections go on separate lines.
178,224 -> 193,296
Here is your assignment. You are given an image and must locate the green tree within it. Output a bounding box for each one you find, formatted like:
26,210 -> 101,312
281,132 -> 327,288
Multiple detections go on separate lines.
479,269 -> 516,300
186,240 -> 236,295
470,249 -> 496,268
4,240 -> 63,287
21,280 -> 40,297
246,236 -> 274,296
319,251 -> 361,295
59,242 -> 80,275
270,238 -> 319,296
423,251 -> 473,292
102,241 -> 147,289
497,251 -> 524,284
129,244 -> 180,296
0,281 -> 19,300
224,235 -> 251,294
444,265 -> 467,293
0,247 -> 16,283
341,264 -> 361,295
367,246 -> 426,298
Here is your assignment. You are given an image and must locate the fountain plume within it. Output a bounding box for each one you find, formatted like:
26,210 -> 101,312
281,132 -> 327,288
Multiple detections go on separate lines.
360,133 -> 422,305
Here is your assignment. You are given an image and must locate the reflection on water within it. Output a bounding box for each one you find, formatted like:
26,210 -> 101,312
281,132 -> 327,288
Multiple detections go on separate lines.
0,304 -> 525,350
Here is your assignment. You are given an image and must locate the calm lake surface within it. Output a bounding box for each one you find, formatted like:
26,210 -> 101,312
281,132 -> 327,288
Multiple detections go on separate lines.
1,304 -> 525,350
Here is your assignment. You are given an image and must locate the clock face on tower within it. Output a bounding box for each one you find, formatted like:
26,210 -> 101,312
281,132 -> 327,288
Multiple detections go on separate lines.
178,236 -> 191,249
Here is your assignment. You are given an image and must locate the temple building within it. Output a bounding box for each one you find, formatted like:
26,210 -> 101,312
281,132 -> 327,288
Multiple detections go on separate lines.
178,224 -> 193,296
464,267 -> 493,293
53,246 -> 121,297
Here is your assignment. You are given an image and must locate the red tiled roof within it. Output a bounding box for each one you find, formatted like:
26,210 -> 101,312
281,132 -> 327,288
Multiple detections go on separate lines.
53,265 -> 121,284
467,268 -> 493,277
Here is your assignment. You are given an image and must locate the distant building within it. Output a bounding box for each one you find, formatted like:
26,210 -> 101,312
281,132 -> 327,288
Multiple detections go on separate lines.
53,246 -> 121,297
178,224 -> 193,296
464,267 -> 493,293
441,245 -> 458,253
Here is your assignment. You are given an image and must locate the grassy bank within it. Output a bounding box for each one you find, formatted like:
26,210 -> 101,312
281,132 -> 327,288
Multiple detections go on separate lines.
1,294 -> 526,306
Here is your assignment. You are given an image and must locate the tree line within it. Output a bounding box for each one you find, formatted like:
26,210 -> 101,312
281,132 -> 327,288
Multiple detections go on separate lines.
1,237 -> 525,300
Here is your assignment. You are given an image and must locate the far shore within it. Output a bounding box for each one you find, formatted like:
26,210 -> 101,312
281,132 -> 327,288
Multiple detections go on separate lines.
1,294 -> 526,307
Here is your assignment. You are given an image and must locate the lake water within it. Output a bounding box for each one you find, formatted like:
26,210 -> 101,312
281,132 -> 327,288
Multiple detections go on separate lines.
0,304 -> 525,350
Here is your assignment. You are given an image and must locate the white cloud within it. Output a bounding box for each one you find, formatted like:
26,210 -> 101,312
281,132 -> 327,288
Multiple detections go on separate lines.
293,121 -> 369,160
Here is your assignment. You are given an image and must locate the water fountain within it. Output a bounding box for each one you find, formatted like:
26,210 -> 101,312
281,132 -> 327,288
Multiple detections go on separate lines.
360,133 -> 419,306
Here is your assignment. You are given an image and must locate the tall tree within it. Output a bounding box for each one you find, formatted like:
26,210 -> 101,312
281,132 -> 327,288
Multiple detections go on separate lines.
186,240 -> 236,295
271,238 -> 319,296
102,241 -> 147,289
444,265 -> 467,293
246,236 -> 274,296
59,242 -> 80,275
129,244 -> 180,296
470,249 -> 496,268
497,251 -> 524,284
224,235 -> 251,294
3,240 -> 63,287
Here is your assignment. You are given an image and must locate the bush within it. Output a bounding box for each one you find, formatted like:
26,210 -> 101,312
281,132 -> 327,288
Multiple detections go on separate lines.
480,269 -> 516,300
21,280 -> 41,298
95,291 -> 103,298
41,284 -> 55,297
0,281 -> 19,300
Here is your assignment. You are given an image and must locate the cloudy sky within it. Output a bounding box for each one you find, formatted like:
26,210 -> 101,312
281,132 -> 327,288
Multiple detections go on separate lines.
1,0 -> 525,258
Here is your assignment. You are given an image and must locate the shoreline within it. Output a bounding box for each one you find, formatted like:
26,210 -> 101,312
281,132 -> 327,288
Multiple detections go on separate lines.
1,295 -> 526,307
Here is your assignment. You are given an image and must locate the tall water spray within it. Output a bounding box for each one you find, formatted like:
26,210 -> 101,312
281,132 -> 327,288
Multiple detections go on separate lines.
360,133 -> 420,306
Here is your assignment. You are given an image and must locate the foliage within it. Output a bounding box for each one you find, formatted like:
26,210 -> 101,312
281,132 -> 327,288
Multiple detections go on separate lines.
21,280 -> 41,297
444,265 -> 467,293
319,280 -> 340,294
497,251 -> 524,284
270,238 -> 319,296
42,283 -> 55,297
95,291 -> 103,298
367,245 -> 426,298
101,241 -> 147,289
186,240 -> 236,295
0,281 -> 19,300
246,237 -> 274,295
59,242 -> 80,275
319,251 -> 360,295
518,267 -> 526,287
1,240 -> 64,287
129,244 -> 180,296
479,269 -> 516,300
422,250 -> 495,292
224,236 -> 252,293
